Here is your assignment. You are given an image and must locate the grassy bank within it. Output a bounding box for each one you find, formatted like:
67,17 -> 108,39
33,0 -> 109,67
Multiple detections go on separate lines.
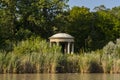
0,37 -> 120,73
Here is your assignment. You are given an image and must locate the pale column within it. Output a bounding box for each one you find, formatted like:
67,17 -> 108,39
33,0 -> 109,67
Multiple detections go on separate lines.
56,42 -> 59,46
67,42 -> 70,54
71,43 -> 74,54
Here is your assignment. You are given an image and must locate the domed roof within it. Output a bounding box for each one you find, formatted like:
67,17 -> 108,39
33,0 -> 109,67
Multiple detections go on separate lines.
49,33 -> 74,39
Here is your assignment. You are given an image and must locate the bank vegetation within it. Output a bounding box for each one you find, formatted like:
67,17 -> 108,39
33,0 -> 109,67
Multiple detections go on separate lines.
0,37 -> 120,74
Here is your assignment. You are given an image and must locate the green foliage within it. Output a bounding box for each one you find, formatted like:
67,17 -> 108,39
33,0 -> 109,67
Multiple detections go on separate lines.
0,0 -> 68,50
101,39 -> 120,73
0,37 -> 61,73
0,38 -> 120,73
0,0 -> 120,53
13,37 -> 44,54
58,39 -> 120,73
103,39 -> 120,57
0,0 -> 120,73
13,37 -> 61,73
66,6 -> 93,51
111,6 -> 120,19
1,0 -> 120,73
15,0 -> 69,39
58,54 -> 81,73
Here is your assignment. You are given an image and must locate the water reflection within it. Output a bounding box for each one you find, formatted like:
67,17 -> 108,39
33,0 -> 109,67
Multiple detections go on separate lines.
0,73 -> 120,80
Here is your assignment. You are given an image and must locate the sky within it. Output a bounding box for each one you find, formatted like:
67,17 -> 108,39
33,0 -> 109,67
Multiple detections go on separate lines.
68,0 -> 120,11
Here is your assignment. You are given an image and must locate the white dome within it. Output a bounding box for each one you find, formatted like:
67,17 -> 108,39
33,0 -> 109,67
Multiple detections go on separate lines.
49,33 -> 74,39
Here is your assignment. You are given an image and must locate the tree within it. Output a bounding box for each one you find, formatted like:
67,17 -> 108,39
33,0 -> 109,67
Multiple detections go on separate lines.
0,0 -> 69,51
16,0 -> 69,39
94,5 -> 109,11
0,0 -> 17,51
90,7 -> 120,50
110,6 -> 120,39
111,6 -> 120,19
66,6 -> 120,51
66,6 -> 93,51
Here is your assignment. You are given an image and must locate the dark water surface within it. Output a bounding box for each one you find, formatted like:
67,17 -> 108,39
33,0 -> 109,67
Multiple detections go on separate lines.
0,73 -> 120,80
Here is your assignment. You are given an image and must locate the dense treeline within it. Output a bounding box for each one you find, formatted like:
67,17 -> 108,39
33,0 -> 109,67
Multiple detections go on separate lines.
0,0 -> 120,52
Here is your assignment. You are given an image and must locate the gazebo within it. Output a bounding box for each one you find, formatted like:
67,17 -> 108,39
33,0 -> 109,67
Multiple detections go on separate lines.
49,33 -> 74,54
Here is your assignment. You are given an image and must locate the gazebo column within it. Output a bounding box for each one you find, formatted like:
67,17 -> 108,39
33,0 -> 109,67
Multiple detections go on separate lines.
56,42 -> 59,46
71,43 -> 74,54
67,42 -> 71,54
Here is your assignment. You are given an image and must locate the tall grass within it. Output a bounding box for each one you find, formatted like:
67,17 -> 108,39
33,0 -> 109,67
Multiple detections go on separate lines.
58,54 -> 81,73
0,38 -> 120,73
57,51 -> 102,73
0,37 -> 61,73
58,38 -> 120,73
101,38 -> 120,73
79,51 -> 102,73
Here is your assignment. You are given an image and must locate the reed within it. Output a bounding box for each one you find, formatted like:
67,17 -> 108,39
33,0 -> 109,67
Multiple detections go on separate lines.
101,39 -> 120,73
79,53 -> 91,73
0,37 -> 61,73
0,38 -> 120,73
58,51 -> 102,73
79,51 -> 101,73
0,52 -> 5,73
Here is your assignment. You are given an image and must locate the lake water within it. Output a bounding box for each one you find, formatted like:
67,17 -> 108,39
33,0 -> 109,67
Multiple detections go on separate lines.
0,73 -> 120,80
